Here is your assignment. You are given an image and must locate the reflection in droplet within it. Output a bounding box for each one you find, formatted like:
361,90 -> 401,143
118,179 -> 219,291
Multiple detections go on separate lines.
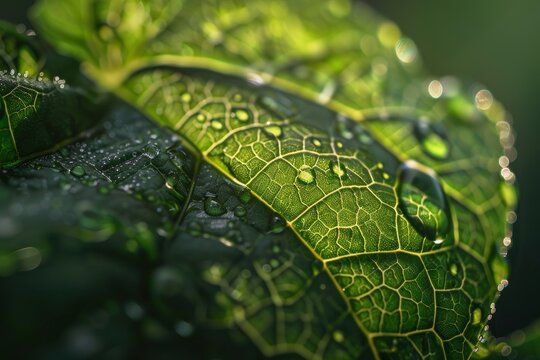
414,120 -> 450,160
297,165 -> 315,184
398,161 -> 451,243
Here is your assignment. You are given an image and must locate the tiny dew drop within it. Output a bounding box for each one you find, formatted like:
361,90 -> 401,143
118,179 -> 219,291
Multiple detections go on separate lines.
239,188 -> 251,204
70,164 -> 86,177
270,216 -> 285,234
332,330 -> 344,343
234,205 -> 246,217
175,321 -> 194,337
329,160 -> 347,178
233,108 -> 250,122
450,263 -> 459,276
196,113 -> 206,122
472,307 -> 482,325
311,138 -> 322,147
181,93 -> 192,102
414,119 -> 450,160
297,165 -> 315,185
211,120 -> 223,130
398,161 -> 451,243
264,125 -> 282,138
204,197 -> 226,216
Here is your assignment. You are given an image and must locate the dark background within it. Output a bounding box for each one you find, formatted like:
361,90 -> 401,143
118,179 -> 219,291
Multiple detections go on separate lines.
3,0 -> 539,338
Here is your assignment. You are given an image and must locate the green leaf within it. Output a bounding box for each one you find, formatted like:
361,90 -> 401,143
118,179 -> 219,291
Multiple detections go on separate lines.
0,0 -> 517,358
0,22 -> 99,168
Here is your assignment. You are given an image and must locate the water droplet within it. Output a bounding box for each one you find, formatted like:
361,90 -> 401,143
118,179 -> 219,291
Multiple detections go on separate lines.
233,108 -> 250,122
499,181 -> 517,208
264,125 -> 282,138
204,197 -> 226,216
15,247 -> 41,271
428,80 -> 444,99
475,89 -> 493,110
398,161 -> 450,243
239,188 -> 251,204
414,120 -> 450,160
234,205 -> 246,217
175,321 -> 194,337
473,346 -> 479,353
297,165 -> 315,184
450,263 -> 458,276
181,93 -> 192,102
211,120 -> 223,130
270,216 -> 285,234
395,37 -> 418,64
196,113 -> 206,122
448,94 -> 479,123
70,164 -> 86,177
311,138 -> 322,147
333,330 -> 344,343
473,308 -> 482,325
329,160 -> 347,178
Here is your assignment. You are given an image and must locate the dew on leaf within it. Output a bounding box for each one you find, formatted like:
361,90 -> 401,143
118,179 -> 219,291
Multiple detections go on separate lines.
233,108 -> 250,122
70,164 -> 86,177
395,37 -> 417,64
211,120 -> 223,130
264,125 -> 282,138
196,113 -> 206,122
472,307 -> 482,325
333,330 -> 344,343
329,160 -> 346,178
398,161 -> 451,243
297,165 -> 315,184
311,138 -> 322,147
204,197 -> 226,216
234,205 -> 246,217
239,188 -> 251,204
270,216 -> 285,234
414,119 -> 450,160
450,263 -> 458,276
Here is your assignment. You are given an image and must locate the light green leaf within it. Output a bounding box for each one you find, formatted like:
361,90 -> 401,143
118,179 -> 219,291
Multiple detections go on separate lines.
1,0 -> 518,358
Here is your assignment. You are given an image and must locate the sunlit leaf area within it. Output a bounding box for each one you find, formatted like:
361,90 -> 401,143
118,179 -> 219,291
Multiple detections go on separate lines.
1,0 -> 538,359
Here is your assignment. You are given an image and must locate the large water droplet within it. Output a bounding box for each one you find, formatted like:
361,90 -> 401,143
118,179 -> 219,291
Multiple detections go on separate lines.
297,165 -> 315,184
398,161 -> 451,243
414,120 -> 450,160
